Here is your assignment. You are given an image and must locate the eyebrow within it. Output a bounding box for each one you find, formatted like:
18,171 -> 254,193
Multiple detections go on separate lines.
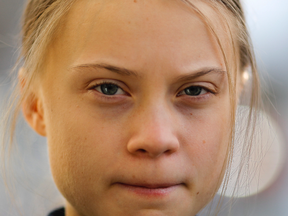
71,63 -> 140,77
71,63 -> 226,80
175,67 -> 226,82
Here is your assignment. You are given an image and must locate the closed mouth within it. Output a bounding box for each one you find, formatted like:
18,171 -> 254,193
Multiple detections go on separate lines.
117,183 -> 183,189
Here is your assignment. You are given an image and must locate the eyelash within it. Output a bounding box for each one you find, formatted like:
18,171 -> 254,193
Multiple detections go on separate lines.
90,81 -> 215,101
177,86 -> 214,96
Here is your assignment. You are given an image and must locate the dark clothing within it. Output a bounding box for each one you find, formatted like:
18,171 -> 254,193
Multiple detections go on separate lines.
48,207 -> 65,216
48,207 -> 198,215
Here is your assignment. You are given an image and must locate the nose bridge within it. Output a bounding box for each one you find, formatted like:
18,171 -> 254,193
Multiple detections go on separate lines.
136,91 -> 172,133
127,97 -> 179,158
143,100 -> 170,132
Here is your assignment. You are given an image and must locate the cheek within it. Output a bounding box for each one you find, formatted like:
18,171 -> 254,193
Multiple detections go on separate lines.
183,105 -> 231,193
45,99 -> 129,204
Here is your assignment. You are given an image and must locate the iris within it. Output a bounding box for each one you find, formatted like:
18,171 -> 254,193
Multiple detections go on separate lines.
100,84 -> 119,95
184,86 -> 202,96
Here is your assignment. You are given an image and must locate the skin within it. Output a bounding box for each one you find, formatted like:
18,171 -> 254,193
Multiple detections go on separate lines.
22,0 -> 236,215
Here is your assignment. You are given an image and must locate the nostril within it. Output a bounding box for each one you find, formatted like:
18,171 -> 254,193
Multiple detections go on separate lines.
137,148 -> 172,155
138,149 -> 146,153
164,149 -> 171,154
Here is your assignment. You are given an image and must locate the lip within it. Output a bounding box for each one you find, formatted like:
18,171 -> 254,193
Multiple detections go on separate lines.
114,182 -> 183,197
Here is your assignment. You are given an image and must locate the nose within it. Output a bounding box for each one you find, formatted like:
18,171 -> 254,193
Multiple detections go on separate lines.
127,105 -> 180,158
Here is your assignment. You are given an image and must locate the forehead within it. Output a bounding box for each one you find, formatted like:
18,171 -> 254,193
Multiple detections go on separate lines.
50,0 -> 231,74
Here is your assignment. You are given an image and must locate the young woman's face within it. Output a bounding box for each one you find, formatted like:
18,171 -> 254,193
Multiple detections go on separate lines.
37,0 -> 231,215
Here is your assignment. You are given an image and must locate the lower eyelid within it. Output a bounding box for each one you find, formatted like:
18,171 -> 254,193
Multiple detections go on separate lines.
179,93 -> 213,103
90,89 -> 129,103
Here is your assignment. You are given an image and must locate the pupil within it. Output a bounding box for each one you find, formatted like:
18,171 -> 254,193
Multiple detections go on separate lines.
101,84 -> 118,95
184,86 -> 202,96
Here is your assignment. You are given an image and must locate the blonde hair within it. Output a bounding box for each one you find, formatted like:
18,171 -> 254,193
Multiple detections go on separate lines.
1,0 -> 260,215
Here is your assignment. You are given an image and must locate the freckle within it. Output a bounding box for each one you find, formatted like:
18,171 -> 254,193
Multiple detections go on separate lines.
190,113 -> 193,116
134,0 -> 137,2
132,175 -> 135,179
203,140 -> 206,144
197,192 -> 200,195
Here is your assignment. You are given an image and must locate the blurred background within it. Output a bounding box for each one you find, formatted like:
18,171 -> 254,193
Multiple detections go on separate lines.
0,0 -> 288,215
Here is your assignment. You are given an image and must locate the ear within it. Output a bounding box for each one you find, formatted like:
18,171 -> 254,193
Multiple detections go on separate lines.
19,68 -> 47,137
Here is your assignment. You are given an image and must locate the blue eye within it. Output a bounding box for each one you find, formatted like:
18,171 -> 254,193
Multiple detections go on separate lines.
95,83 -> 125,95
184,86 -> 204,96
100,84 -> 118,95
179,86 -> 207,96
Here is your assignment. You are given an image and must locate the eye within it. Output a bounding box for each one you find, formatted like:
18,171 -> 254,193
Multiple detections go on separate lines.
178,86 -> 208,96
94,82 -> 125,95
